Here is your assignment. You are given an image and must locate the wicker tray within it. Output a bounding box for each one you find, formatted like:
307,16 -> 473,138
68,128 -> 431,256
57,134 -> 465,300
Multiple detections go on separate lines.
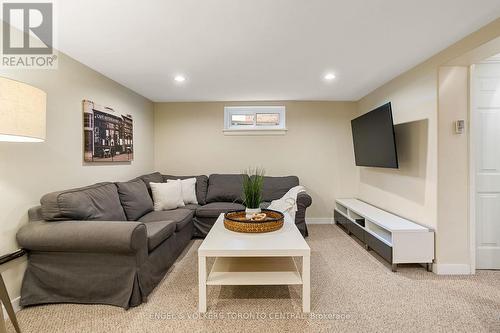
224,209 -> 284,233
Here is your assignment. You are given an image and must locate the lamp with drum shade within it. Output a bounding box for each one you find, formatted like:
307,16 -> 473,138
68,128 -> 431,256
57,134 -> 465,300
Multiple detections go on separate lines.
0,76 -> 46,142
0,76 -> 46,333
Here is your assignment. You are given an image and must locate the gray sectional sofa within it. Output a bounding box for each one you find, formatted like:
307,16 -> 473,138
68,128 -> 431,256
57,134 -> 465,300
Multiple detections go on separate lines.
16,172 -> 312,309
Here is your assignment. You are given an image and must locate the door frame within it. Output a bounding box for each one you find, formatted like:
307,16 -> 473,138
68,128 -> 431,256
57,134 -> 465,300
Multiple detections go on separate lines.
468,63 -> 477,274
446,37 -> 500,274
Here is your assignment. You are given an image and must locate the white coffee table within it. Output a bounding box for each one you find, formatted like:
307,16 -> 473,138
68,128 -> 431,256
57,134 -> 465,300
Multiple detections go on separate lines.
198,213 -> 311,313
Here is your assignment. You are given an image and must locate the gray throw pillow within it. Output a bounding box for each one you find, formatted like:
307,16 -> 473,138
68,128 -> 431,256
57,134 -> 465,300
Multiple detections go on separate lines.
116,179 -> 154,220
138,172 -> 164,197
261,176 -> 299,201
41,182 -> 127,221
205,174 -> 248,203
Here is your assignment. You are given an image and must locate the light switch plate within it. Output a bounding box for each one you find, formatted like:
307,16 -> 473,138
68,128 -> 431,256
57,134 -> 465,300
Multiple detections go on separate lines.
455,120 -> 465,134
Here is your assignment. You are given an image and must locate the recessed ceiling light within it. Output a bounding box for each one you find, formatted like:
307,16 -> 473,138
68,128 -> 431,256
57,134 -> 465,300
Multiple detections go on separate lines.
174,75 -> 186,82
324,73 -> 336,81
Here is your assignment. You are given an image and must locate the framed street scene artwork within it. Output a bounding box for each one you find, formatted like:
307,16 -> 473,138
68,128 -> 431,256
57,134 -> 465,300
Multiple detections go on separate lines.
83,100 -> 133,162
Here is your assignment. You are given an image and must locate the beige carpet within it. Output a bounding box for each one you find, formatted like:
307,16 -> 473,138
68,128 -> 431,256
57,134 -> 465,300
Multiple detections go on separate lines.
6,225 -> 500,333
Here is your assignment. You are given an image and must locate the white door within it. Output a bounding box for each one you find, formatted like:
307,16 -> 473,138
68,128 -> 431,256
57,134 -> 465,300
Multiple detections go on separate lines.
474,55 -> 500,269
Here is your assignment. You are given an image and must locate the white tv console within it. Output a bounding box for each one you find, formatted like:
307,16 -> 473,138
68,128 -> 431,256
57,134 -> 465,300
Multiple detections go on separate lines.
334,198 -> 434,272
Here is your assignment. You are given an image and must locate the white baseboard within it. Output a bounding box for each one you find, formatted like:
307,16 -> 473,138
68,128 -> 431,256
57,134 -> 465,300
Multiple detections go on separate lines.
2,296 -> 21,318
433,264 -> 472,275
306,218 -> 333,224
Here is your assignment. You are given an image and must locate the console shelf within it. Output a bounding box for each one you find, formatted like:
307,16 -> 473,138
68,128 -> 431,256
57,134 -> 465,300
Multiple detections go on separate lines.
334,198 -> 434,271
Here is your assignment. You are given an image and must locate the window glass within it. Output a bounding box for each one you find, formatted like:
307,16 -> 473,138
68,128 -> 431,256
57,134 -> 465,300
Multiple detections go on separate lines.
256,113 -> 280,126
231,114 -> 254,126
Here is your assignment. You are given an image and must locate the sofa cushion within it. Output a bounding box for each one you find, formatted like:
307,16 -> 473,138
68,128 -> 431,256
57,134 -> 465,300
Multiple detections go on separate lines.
116,179 -> 153,221
138,172 -> 164,197
261,176 -> 299,202
163,175 -> 209,205
138,209 -> 194,231
184,204 -> 201,211
205,174 -> 247,203
40,182 -> 127,221
144,221 -> 176,251
195,202 -> 245,218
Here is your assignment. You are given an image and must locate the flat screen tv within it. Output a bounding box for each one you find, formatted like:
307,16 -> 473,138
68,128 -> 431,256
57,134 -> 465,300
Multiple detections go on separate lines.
351,102 -> 398,168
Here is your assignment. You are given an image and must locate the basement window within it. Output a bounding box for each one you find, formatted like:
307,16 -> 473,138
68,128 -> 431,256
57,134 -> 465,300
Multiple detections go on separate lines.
223,106 -> 287,135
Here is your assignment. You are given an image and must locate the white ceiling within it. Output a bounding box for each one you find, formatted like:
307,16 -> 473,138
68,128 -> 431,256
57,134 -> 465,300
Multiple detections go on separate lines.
57,0 -> 500,102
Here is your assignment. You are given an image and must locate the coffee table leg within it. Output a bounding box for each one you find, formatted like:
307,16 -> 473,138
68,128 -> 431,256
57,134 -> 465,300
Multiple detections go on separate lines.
198,255 -> 207,313
302,254 -> 310,313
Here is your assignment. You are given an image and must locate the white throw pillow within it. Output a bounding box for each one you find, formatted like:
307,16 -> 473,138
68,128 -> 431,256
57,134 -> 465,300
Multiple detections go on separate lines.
167,178 -> 198,204
150,180 -> 185,211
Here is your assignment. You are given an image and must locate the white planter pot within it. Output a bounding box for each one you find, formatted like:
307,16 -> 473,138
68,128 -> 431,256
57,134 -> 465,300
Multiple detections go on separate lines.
245,207 -> 261,220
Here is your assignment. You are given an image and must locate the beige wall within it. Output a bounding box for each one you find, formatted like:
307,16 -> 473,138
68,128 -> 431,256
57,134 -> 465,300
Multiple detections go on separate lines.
437,66 -> 469,267
357,69 -> 438,230
154,101 -> 358,218
357,18 -> 500,271
0,53 -> 154,301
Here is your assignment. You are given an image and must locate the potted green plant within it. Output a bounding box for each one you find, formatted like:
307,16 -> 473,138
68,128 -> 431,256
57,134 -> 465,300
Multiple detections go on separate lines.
242,167 -> 265,219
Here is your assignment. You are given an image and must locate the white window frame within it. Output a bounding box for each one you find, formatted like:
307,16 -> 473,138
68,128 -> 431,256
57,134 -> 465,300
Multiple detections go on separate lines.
223,106 -> 287,135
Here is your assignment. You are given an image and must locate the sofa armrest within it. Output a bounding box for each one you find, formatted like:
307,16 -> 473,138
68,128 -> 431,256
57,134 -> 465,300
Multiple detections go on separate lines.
17,220 -> 147,254
297,192 -> 312,209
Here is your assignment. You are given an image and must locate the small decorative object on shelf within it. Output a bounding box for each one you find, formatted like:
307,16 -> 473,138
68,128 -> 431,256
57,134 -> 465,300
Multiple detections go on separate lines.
242,167 -> 265,219
224,209 -> 284,233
